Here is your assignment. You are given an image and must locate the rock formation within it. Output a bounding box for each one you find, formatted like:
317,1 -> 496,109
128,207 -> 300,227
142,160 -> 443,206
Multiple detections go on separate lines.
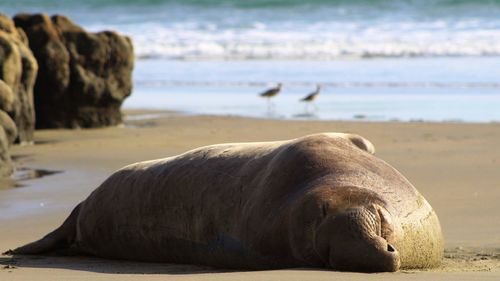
0,13 -> 37,144
0,109 -> 16,177
0,13 -> 134,179
14,13 -> 134,129
0,14 -> 38,177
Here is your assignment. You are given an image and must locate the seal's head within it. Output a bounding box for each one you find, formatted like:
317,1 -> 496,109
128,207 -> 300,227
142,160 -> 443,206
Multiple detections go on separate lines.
288,185 -> 402,272
314,204 -> 400,272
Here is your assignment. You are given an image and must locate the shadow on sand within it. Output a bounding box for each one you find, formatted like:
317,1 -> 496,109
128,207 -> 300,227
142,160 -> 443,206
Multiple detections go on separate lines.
0,255 -> 328,275
0,255 -> 237,274
292,112 -> 319,119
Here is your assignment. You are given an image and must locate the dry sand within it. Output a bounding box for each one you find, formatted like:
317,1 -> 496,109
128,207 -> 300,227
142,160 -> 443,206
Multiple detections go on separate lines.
1,110 -> 499,280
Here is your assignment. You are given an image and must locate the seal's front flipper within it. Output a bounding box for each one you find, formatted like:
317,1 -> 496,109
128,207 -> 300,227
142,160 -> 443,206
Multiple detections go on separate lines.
4,203 -> 81,255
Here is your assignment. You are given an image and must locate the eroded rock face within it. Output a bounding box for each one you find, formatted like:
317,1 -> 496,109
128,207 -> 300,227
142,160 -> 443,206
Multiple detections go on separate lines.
14,13 -> 134,129
0,110 -> 17,145
0,124 -> 13,177
0,14 -> 38,178
0,80 -> 15,113
0,108 -> 16,177
0,13 -> 37,144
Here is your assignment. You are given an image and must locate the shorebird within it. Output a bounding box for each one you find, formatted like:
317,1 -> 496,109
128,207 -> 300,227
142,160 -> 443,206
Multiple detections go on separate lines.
259,83 -> 282,111
300,84 -> 321,112
260,83 -> 282,99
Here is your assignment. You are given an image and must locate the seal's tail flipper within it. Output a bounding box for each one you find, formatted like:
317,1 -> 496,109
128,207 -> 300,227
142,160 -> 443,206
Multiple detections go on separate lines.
3,203 -> 82,255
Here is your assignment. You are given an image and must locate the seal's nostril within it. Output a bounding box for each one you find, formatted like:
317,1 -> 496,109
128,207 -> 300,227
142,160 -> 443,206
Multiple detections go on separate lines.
387,243 -> 396,252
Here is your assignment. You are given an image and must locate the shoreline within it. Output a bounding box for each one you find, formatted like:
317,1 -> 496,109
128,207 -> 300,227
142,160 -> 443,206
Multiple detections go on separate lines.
125,58 -> 500,124
1,110 -> 499,279
122,108 -> 500,125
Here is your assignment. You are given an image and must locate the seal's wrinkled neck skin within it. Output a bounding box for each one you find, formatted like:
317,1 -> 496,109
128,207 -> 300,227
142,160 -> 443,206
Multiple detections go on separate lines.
315,205 -> 400,272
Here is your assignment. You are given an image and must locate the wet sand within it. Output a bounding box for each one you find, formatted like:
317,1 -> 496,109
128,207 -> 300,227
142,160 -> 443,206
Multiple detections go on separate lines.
1,110 -> 499,280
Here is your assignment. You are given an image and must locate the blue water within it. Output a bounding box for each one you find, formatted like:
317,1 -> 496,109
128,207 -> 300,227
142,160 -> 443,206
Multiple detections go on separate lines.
3,0 -> 500,122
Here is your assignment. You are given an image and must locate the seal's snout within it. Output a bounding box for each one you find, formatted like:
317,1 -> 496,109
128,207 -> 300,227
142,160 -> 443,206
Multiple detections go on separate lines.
368,238 -> 400,272
386,244 -> 400,271
328,234 -> 400,272
315,205 -> 401,272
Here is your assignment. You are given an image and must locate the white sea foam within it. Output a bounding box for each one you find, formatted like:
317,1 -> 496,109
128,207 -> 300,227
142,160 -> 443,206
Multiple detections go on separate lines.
97,19 -> 500,60
5,0 -> 500,60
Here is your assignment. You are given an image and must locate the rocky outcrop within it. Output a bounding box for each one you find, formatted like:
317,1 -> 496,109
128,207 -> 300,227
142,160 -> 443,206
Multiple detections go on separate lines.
0,108 -> 16,177
0,110 -> 17,145
0,13 -> 37,144
14,13 -> 134,129
0,13 -> 133,179
0,124 -> 13,177
0,14 -> 38,178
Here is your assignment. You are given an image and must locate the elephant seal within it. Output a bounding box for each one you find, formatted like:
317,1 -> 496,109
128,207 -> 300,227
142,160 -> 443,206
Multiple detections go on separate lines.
6,133 -> 443,272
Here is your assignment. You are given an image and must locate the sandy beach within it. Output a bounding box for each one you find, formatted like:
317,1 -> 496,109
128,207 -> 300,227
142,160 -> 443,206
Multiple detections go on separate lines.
2,0 -> 500,279
0,110 -> 498,280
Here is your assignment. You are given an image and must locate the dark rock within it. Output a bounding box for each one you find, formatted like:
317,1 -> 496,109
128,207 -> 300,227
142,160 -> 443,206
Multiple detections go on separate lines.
13,13 -> 70,128
14,13 -> 134,129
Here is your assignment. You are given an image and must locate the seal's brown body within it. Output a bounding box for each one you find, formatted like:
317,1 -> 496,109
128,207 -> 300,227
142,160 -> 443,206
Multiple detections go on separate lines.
8,133 -> 443,272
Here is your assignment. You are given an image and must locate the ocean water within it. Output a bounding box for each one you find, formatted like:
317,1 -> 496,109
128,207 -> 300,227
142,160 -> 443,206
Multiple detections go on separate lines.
126,58 -> 500,122
3,0 -> 500,122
